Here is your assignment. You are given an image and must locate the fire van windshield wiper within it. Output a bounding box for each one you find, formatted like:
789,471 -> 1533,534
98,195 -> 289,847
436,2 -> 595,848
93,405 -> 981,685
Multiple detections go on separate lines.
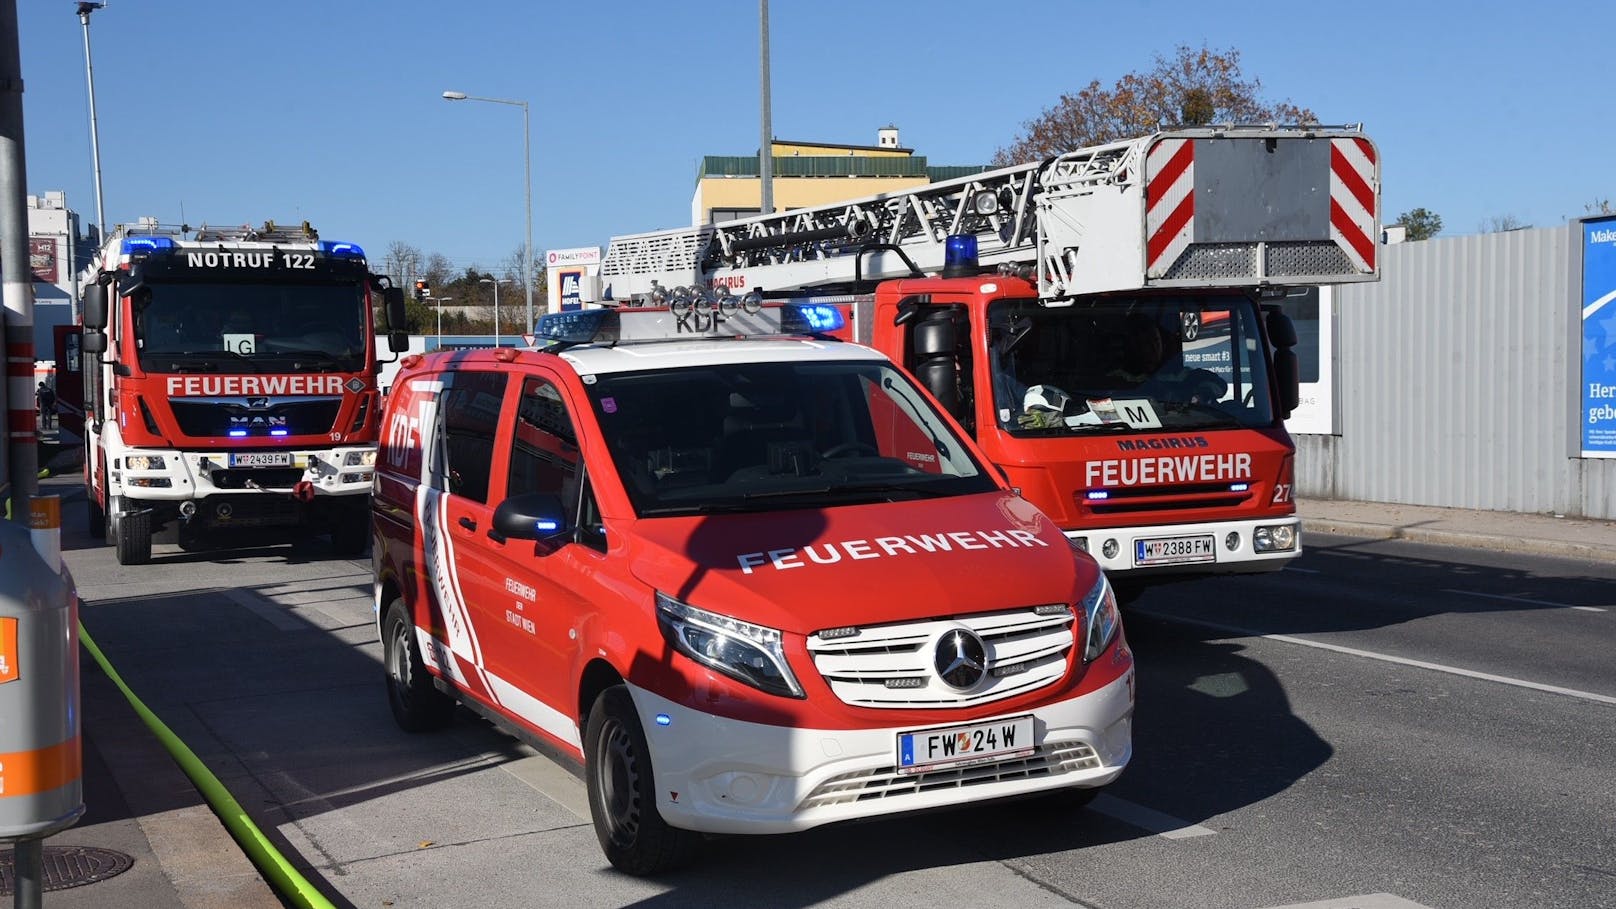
146,349 -> 261,372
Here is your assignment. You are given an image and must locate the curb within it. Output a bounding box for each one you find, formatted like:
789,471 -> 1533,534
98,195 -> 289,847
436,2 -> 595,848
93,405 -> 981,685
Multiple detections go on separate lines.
1301,518 -> 1611,563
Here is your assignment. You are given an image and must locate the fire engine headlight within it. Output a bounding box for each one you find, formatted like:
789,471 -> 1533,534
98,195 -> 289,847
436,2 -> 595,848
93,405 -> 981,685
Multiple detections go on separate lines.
655,593 -> 805,699
1079,573 -> 1120,663
1254,523 -> 1298,553
126,455 -> 166,470
344,449 -> 378,468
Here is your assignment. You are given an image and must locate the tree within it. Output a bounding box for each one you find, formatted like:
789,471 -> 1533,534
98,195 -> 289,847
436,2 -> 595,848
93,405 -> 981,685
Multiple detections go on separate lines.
1481,214 -> 1525,233
992,44 -> 1314,166
1394,208 -> 1443,241
1586,198 -> 1613,216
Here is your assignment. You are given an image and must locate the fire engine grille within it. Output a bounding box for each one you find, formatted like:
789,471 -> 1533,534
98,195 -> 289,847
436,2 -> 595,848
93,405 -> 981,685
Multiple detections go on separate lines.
207,467 -> 305,490
170,398 -> 341,438
1265,240 -> 1356,277
800,741 -> 1101,810
807,607 -> 1075,709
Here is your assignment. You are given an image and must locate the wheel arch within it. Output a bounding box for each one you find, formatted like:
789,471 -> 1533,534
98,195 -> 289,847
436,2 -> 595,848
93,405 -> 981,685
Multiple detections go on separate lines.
577,658 -> 625,731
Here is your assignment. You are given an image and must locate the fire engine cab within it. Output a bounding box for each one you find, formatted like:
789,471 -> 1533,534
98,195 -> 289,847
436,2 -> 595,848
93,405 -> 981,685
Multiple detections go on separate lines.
372,298 -> 1134,874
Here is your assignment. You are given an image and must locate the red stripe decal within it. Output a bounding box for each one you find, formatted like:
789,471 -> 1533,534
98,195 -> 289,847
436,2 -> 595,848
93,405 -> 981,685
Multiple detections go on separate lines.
1331,146 -> 1376,216
1331,198 -> 1375,269
1146,141 -> 1194,211
1353,137 -> 1375,165
1147,196 -> 1195,267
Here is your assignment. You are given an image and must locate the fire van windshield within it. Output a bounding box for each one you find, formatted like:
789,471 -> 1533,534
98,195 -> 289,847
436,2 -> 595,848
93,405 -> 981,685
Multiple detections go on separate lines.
133,281 -> 368,374
589,360 -> 998,516
988,296 -> 1276,436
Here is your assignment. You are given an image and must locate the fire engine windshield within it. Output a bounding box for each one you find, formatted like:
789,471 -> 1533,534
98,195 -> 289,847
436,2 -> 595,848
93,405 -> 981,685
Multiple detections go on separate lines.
988,296 -> 1276,435
587,359 -> 997,516
132,281 -> 367,373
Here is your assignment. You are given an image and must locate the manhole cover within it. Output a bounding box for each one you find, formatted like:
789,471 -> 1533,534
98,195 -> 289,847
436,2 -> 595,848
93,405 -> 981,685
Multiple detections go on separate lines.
0,845 -> 134,894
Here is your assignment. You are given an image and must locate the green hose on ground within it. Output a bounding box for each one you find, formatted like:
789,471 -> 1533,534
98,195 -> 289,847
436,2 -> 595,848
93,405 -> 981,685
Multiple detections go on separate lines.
78,621 -> 338,909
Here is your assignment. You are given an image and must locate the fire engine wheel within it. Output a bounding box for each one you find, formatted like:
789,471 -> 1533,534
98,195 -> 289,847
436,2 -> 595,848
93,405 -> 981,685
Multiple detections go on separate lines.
382,600 -> 454,733
114,501 -> 152,565
584,686 -> 700,875
87,493 -> 105,540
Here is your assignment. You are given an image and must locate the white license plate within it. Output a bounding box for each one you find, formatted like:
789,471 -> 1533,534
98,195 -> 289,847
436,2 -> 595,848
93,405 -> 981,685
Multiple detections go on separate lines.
897,715 -> 1035,774
229,452 -> 293,468
1134,534 -> 1217,566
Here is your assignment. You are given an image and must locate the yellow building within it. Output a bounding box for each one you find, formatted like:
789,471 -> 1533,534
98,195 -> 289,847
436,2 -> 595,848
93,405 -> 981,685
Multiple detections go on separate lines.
690,126 -> 988,225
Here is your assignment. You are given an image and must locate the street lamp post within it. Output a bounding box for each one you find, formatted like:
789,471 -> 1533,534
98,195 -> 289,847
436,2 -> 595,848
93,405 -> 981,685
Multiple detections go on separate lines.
76,2 -> 107,242
480,277 -> 500,347
442,90 -> 533,334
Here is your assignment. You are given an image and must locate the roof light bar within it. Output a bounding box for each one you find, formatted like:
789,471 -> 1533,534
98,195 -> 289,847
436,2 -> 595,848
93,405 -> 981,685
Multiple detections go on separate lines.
121,236 -> 177,255
316,240 -> 366,259
530,294 -> 844,348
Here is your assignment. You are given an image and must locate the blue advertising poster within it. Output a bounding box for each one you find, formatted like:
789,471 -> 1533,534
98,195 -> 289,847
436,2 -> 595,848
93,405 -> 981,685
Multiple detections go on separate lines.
559,269 -> 583,312
1584,216 -> 1616,457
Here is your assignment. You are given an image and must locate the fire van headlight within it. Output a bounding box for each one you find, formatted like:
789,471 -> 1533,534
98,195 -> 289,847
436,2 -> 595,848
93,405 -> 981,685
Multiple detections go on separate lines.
344,450 -> 378,467
125,455 -> 166,470
1080,573 -> 1120,662
1254,523 -> 1298,553
655,593 -> 805,699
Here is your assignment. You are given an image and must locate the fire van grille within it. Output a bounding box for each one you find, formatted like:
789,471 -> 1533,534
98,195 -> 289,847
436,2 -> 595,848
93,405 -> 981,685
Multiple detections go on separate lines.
807,607 -> 1076,709
800,742 -> 1101,810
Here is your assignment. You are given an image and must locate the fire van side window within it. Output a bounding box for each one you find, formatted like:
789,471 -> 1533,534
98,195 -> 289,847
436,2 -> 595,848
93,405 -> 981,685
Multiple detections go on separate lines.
436,371 -> 508,503
508,377 -> 583,519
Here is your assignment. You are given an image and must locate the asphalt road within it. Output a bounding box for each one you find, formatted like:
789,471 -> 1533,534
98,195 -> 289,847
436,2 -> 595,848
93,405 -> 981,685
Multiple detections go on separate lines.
52,476 -> 1616,909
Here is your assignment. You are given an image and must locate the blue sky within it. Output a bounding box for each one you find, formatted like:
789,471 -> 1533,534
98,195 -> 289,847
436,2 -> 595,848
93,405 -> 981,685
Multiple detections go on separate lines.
14,0 -> 1614,276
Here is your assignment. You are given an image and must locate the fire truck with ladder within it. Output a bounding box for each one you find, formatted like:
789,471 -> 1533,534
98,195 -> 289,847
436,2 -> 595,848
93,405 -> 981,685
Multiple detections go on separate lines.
77,220 -> 408,565
592,125 -> 1380,599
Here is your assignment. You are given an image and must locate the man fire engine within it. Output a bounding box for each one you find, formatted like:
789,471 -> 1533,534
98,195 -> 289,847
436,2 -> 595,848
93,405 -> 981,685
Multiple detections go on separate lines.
78,220 -> 408,564
593,125 -> 1381,600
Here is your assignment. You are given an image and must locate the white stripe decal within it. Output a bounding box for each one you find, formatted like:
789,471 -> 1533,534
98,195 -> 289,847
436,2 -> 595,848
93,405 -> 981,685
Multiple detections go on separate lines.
422,632 -> 582,750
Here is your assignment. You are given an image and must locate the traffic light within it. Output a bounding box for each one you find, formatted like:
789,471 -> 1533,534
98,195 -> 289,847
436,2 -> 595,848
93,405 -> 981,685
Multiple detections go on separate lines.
414,280 -> 429,301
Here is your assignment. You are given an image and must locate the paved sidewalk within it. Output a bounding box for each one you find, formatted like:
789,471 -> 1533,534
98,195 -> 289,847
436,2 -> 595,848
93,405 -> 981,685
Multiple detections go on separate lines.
1298,497 -> 1616,563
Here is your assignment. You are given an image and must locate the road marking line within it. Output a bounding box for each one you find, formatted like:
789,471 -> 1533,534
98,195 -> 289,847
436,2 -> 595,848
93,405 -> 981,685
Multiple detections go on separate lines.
1089,794 -> 1216,839
1442,588 -> 1606,611
1137,612 -> 1616,708
1258,894 -> 1436,909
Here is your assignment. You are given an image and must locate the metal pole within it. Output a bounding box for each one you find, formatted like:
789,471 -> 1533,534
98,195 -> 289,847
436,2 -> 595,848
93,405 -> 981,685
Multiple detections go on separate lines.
759,0 -> 773,216
12,837 -> 43,909
76,2 -> 106,241
493,280 -> 501,347
522,100 -> 533,333
2,0 -> 39,519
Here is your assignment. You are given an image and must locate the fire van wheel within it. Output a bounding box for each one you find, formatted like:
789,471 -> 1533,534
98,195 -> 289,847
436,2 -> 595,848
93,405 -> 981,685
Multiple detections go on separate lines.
87,493 -> 105,540
584,686 -> 701,875
114,503 -> 152,565
382,601 -> 454,733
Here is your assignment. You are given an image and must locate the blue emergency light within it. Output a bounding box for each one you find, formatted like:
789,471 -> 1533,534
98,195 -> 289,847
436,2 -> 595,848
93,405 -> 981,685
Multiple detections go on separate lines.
533,309 -> 619,346
781,303 -> 845,333
121,236 -> 177,255
942,234 -> 979,277
1085,490 -> 1110,501
316,240 -> 366,259
228,430 -> 248,438
270,429 -> 289,437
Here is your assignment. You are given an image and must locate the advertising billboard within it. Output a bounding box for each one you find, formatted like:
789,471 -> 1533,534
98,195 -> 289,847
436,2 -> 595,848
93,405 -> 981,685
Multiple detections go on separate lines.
29,237 -> 58,283
1583,216 -> 1616,458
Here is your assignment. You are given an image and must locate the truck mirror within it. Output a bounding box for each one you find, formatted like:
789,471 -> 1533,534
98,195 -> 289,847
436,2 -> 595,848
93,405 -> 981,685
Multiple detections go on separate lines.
493,492 -> 571,543
1272,347 -> 1300,419
82,283 -> 107,330
1266,309 -> 1298,348
892,294 -> 929,327
388,330 -> 409,353
81,330 -> 107,355
383,287 -> 407,332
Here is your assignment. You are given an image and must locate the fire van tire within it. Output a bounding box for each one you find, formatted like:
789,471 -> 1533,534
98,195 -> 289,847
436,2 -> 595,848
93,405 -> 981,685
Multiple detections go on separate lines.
584,686 -> 701,876
382,601 -> 454,733
115,503 -> 152,565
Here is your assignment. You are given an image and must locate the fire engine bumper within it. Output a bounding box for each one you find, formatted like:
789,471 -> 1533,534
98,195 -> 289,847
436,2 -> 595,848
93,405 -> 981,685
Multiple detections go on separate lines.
1064,515 -> 1300,576
629,668 -> 1133,836
111,445 -> 377,503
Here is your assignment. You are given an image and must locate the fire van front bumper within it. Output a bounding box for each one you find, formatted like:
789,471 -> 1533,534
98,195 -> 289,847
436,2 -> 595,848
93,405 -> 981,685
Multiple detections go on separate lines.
629,667 -> 1133,836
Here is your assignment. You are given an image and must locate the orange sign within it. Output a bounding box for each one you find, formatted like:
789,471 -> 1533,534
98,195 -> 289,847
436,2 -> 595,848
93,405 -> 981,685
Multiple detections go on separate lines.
0,617 -> 17,684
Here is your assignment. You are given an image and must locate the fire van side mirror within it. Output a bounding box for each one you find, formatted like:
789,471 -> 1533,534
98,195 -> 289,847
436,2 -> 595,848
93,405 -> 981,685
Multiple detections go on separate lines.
492,492 -> 572,545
